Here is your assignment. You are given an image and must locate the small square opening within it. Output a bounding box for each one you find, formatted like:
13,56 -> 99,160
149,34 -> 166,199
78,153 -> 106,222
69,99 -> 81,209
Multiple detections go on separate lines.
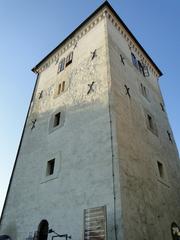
145,110 -> 158,136
57,82 -> 65,95
147,114 -> 153,130
157,161 -> 164,178
62,81 -> 65,92
141,83 -> 148,99
53,112 -> 61,127
47,159 -> 55,176
58,83 -> 61,95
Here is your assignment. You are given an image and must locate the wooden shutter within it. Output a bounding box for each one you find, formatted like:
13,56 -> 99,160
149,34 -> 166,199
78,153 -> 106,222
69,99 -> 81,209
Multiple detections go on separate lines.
66,51 -> 73,66
58,58 -> 65,73
131,53 -> 138,69
138,60 -> 144,74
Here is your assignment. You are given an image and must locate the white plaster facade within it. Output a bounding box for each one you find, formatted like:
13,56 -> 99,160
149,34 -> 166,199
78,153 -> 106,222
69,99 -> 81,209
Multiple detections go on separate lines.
0,2 -> 180,240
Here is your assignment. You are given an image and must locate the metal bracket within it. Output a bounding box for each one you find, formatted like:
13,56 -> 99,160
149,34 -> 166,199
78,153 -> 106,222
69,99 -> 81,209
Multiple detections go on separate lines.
49,229 -> 71,240
51,235 -> 71,240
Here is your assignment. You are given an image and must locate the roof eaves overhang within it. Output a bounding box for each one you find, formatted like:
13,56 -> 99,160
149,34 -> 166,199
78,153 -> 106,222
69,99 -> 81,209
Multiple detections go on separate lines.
32,1 -> 163,77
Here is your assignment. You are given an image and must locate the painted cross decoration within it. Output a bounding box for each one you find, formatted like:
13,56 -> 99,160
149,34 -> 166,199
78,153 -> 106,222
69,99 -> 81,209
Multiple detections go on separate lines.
87,81 -> 95,95
91,49 -> 97,60
160,103 -> 165,112
31,119 -> 37,130
120,54 -> 125,65
124,84 -> 131,98
38,90 -> 43,99
167,130 -> 173,143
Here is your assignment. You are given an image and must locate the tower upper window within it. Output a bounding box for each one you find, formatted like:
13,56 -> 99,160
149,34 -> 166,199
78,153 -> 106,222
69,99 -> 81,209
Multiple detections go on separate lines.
57,52 -> 73,73
57,58 -> 65,73
131,53 -> 138,68
66,51 -> 73,67
131,53 -> 149,77
138,61 -> 144,74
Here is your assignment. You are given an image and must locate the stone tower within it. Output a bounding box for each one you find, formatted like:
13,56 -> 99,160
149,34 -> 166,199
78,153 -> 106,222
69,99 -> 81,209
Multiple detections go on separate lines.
0,2 -> 180,240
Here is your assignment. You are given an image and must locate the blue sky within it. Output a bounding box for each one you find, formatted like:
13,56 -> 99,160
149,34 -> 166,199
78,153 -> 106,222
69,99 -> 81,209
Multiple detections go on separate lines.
0,0 -> 179,214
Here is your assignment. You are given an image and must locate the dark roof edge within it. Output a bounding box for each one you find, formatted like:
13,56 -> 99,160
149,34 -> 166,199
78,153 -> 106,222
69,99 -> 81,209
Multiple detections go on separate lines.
32,1 -> 108,73
32,1 -> 163,77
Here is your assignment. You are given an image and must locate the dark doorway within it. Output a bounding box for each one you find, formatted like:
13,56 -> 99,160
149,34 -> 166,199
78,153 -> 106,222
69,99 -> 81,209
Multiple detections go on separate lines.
171,222 -> 180,240
37,220 -> 49,240
0,236 -> 11,240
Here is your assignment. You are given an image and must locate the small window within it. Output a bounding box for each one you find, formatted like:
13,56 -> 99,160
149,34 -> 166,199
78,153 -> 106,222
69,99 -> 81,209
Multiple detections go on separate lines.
58,83 -> 61,95
157,161 -> 164,178
66,51 -> 73,67
57,58 -> 65,73
138,61 -> 144,75
147,114 -> 153,130
145,111 -> 158,136
47,159 -> 55,176
49,109 -> 65,134
131,53 -> 149,77
141,83 -> 148,99
62,81 -> 65,92
131,53 -> 138,68
53,112 -> 61,127
138,61 -> 149,77
58,81 -> 65,95
143,65 -> 149,77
